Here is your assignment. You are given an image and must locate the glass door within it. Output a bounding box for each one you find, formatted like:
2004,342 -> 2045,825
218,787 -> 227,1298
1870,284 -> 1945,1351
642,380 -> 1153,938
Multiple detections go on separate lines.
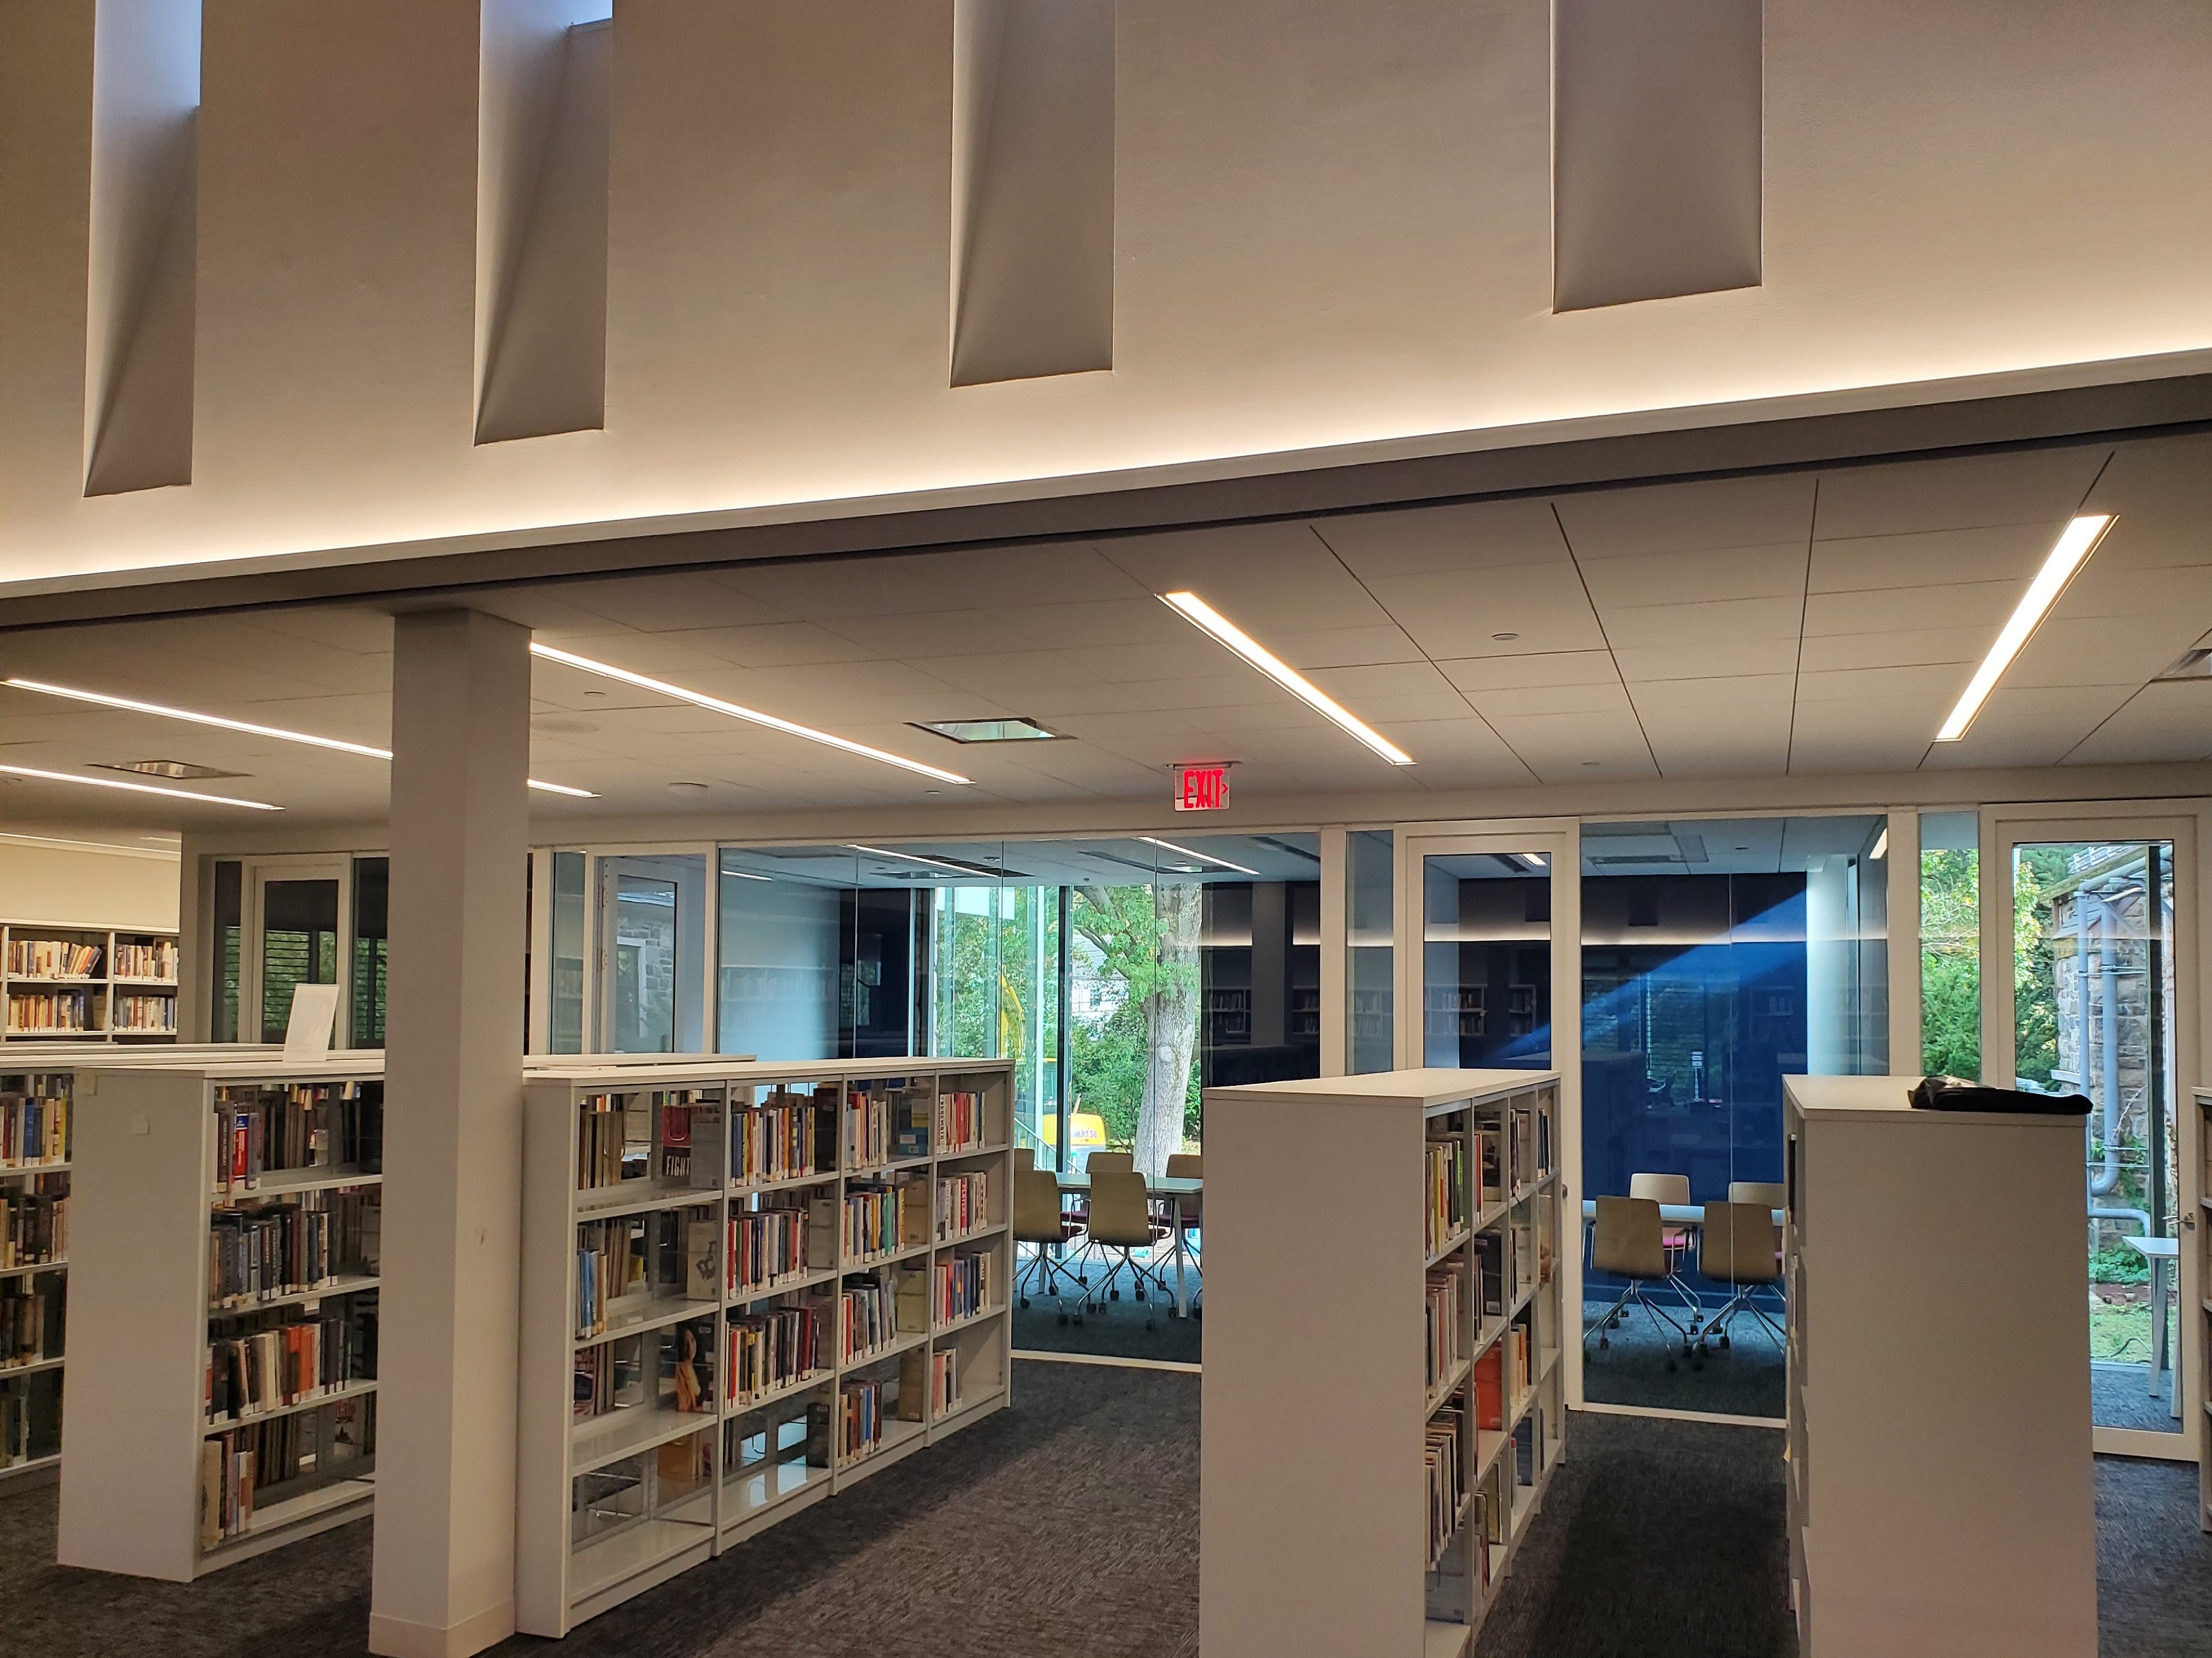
1990,808 -> 2203,1462
1397,826 -> 1582,1389
596,852 -> 710,1054
245,861 -> 349,1045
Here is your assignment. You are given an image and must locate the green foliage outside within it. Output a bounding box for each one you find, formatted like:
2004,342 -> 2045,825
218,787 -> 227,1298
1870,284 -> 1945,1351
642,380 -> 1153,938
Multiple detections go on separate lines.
2012,845 -> 2069,1090
1068,885 -> 1203,1165
1919,849 -> 1980,1079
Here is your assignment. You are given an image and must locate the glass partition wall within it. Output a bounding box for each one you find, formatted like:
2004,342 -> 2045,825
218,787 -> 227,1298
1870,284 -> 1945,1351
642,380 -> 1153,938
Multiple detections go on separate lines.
1577,816 -> 1888,1420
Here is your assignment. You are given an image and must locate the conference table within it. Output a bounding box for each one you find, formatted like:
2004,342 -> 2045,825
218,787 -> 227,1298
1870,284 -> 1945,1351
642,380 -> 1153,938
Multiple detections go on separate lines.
1054,1170 -> 1203,1319
2121,1234 -> 2182,1417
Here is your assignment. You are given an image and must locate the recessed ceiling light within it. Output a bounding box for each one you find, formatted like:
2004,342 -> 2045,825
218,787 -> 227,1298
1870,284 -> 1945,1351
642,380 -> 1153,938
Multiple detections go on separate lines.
1137,835 -> 1259,876
1156,592 -> 1413,766
0,762 -> 281,809
3,676 -> 596,797
724,867 -> 772,882
912,717 -> 1062,744
530,644 -> 970,785
1933,514 -> 2114,743
847,844 -> 976,876
90,759 -> 248,781
1492,632 -> 1519,642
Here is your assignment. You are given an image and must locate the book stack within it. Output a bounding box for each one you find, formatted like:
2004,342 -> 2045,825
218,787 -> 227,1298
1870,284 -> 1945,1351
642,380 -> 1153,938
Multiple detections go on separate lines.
0,1178 -> 66,1267
197,1395 -> 374,1546
936,1090 -> 985,1155
934,1170 -> 989,1241
6,992 -> 92,1034
726,1301 -> 825,1406
575,1093 -> 649,1191
816,1376 -> 886,1467
1506,1322 -> 1532,1411
1510,1107 -> 1538,1194
891,1088 -> 931,1161
729,1088 -> 833,1187
1510,1221 -> 1536,1300
112,995 -> 177,1033
574,1215 -> 645,1338
210,1081 -> 382,1194
0,1085 -> 66,1168
835,1180 -> 923,1262
838,1274 -> 897,1361
842,1089 -> 891,1170
1425,1398 -> 1465,1569
1425,1259 -> 1465,1394
1425,1134 -> 1467,1254
654,1096 -> 726,1187
1,1283 -> 54,1367
898,1345 -> 958,1421
206,1188 -> 379,1307
929,1252 -> 991,1327
204,1303 -> 373,1425
1471,1232 -> 1503,1320
0,1389 -> 30,1466
6,939 -> 100,979
727,1202 -> 809,1294
112,939 -> 177,980
1476,1129 -> 1503,1210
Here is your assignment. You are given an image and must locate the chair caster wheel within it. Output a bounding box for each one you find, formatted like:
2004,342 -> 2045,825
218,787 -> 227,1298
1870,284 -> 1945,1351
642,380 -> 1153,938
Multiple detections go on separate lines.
1598,1336 -> 1609,1349
1719,1334 -> 1731,1349
1136,1289 -> 1146,1302
1110,1288 -> 1121,1301
1193,1306 -> 1202,1320
1020,1296 -> 1030,1309
1073,1315 -> 1084,1327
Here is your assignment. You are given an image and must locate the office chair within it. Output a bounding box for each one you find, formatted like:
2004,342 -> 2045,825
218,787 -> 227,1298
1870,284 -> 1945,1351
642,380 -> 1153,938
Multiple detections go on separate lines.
1586,1196 -> 1690,1372
1627,1171 -> 1700,1327
1061,1150 -> 1132,1287
1013,1147 -> 1036,1174
1164,1152 -> 1203,1315
1012,1168 -> 1080,1324
1703,1197 -> 1785,1351
1080,1170 -> 1173,1327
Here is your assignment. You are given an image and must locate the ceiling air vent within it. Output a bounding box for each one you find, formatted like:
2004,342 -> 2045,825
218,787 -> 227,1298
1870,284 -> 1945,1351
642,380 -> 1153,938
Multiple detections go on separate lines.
2154,648 -> 2212,681
911,717 -> 1062,744
90,760 -> 248,780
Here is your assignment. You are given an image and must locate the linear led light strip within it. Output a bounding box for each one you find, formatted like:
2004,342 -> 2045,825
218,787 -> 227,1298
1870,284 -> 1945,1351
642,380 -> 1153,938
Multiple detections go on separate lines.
1137,835 -> 1259,876
1933,514 -> 2114,743
1157,592 -> 1413,766
0,762 -> 282,810
528,644 -> 971,786
3,677 -> 597,797
847,844 -> 975,875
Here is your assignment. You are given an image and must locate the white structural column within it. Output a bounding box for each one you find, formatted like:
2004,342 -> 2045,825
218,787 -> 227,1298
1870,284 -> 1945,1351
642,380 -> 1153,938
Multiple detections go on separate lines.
369,611 -> 531,1658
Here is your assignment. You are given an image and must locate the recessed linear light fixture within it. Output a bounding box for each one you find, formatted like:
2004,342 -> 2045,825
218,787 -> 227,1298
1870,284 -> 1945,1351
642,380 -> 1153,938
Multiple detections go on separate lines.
1933,514 -> 2115,743
91,759 -> 248,781
0,762 -> 281,809
1156,592 -> 1414,767
1870,827 -> 1890,861
846,844 -> 975,876
528,644 -> 970,786
3,677 -> 597,797
912,717 -> 1061,744
1136,836 -> 1259,876
1515,852 -> 1548,872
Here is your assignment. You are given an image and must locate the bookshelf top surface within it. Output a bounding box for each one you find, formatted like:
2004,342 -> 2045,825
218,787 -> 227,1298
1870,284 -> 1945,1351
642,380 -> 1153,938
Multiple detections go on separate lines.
526,1054 -> 1014,1089
1784,1072 -> 2085,1127
79,1050 -> 386,1084
1203,1066 -> 1558,1111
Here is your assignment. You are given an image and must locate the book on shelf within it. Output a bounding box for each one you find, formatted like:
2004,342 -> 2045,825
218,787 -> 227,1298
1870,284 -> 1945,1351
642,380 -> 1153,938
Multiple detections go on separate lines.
729,1087 -> 833,1186
0,1087 -> 68,1168
934,1169 -> 989,1240
111,939 -> 178,980
209,1080 -> 380,1194
0,1179 -> 66,1267
1475,1129 -> 1503,1208
1473,1345 -> 1503,1432
726,1298 -> 826,1406
1471,1232 -> 1503,1319
1425,1259 -> 1465,1392
1509,1221 -> 1536,1300
812,1373 -> 897,1467
207,1188 -> 380,1307
1482,1462 -> 1509,1545
204,1300 -> 375,1424
197,1392 -> 374,1547
575,1093 -> 650,1192
5,992 -> 95,1034
936,1089 -> 985,1155
6,939 -> 101,979
1425,1398 -> 1464,1567
930,1250 -> 991,1325
2,1283 -> 57,1368
666,1316 -> 713,1414
685,1220 -> 719,1302
898,1344 -> 959,1422
1425,1133 -> 1468,1254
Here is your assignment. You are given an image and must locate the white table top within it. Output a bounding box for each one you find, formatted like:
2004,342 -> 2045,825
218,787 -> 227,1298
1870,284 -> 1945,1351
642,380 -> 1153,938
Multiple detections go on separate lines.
1581,1198 -> 1785,1227
1054,1171 -> 1203,1196
2122,1235 -> 2180,1259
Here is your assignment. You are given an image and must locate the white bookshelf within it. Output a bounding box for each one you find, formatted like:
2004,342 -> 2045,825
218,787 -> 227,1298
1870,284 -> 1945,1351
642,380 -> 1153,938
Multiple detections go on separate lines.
0,1062 -> 72,1480
56,1055 -> 386,1580
1783,1075 -> 2095,1657
1,920 -> 180,1043
1199,1067 -> 1564,1658
517,1055 -> 1014,1636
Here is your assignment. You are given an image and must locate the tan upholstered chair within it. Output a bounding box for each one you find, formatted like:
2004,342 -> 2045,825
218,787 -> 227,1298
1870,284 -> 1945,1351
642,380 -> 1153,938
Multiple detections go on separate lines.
1587,1195 -> 1690,1372
1628,1170 -> 1700,1319
1700,1200 -> 1784,1350
1163,1152 -> 1203,1314
1013,1146 -> 1036,1174
1081,1170 -> 1172,1326
1013,1168 -> 1078,1321
1086,1150 -> 1134,1175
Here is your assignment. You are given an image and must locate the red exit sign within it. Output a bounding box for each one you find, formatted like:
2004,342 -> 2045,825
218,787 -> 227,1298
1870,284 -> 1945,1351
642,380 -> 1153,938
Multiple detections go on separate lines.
1174,763 -> 1232,811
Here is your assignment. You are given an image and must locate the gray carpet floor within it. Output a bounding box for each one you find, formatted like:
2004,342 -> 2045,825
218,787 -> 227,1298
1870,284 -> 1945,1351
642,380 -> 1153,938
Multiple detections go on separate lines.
2093,1360 -> 2187,1436
1579,1298 -> 1786,1420
1011,1254 -> 1203,1365
1,1361 -> 2204,1657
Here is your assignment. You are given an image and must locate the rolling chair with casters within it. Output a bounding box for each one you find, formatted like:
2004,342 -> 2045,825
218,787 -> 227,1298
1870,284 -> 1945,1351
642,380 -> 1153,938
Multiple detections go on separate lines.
1013,1147 -> 1036,1173
1164,1152 -> 1203,1317
1013,1168 -> 1081,1324
1726,1180 -> 1788,1329
1586,1195 -> 1691,1372
1080,1170 -> 1173,1327
1063,1150 -> 1134,1288
1627,1171 -> 1701,1329
1700,1199 -> 1784,1351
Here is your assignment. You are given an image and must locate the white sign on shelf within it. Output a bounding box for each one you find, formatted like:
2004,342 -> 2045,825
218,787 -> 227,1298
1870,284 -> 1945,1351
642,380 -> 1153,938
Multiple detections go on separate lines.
282,982 -> 342,1060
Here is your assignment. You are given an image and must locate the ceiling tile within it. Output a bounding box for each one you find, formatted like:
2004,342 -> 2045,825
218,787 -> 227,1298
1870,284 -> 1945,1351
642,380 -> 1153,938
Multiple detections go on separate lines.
1598,594 -> 1805,649
1577,543 -> 1808,609
1311,497 -> 1569,578
1553,474 -> 1816,558
1810,447 -> 2112,539
1435,650 -> 1618,692
1611,638 -> 1801,680
1808,522 -> 2059,594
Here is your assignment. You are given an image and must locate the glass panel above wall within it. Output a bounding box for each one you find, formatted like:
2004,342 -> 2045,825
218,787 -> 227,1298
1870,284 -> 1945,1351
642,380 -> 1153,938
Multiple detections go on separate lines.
1920,811 -> 1980,1081
1347,829 -> 1394,1074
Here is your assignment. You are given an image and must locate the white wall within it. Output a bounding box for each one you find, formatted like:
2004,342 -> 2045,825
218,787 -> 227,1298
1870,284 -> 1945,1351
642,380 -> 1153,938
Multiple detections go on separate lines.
0,0 -> 2206,596
0,834 -> 179,930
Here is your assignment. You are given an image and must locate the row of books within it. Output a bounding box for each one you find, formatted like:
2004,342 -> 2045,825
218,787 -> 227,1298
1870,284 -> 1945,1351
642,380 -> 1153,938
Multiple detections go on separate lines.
1425,1259 -> 1465,1393
835,1182 -> 926,1261
572,1315 -> 716,1421
936,1170 -> 990,1241
817,1376 -> 888,1466
1425,1398 -> 1464,1568
204,1303 -> 375,1425
6,939 -> 100,979
575,1214 -> 650,1338
197,1396 -> 374,1546
917,1252 -> 991,1327
838,1273 -> 922,1362
727,1301 -> 825,1406
844,1086 -> 922,1170
113,995 -> 177,1034
1,1184 -> 66,1267
1509,1104 -> 1551,1189
729,1089 -> 835,1186
1,1285 -> 56,1367
1425,1134 -> 1468,1254
1471,1321 -> 1535,1432
0,1382 -> 52,1467
575,1093 -> 654,1191
0,1090 -> 66,1168
211,1081 -> 382,1192
729,1202 -> 814,1294
936,1090 -> 988,1155
207,1191 -> 380,1308
5,993 -> 93,1033
112,939 -> 179,980
906,1344 -> 958,1420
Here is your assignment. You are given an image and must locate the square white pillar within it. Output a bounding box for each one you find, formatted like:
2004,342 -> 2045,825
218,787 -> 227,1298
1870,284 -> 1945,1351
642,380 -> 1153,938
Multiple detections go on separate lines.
369,610 -> 531,1658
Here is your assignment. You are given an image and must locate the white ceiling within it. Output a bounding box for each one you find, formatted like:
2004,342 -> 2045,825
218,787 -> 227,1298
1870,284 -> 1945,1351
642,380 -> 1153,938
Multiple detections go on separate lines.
3,433 -> 2211,832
